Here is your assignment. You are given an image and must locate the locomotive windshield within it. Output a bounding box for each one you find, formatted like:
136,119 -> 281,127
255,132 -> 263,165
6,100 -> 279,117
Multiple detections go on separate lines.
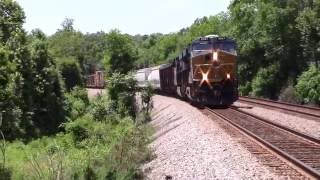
192,37 -> 237,55
192,42 -> 211,51
215,41 -> 237,55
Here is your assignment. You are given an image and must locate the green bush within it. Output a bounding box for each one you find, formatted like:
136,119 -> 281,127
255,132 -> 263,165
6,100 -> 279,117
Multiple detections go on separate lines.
295,65 -> 320,105
251,65 -> 279,98
89,94 -> 117,122
65,114 -> 92,143
107,73 -> 137,118
66,86 -> 89,119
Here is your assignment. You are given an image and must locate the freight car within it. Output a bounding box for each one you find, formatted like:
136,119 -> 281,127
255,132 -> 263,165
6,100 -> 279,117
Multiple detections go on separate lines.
86,71 -> 105,88
136,35 -> 238,106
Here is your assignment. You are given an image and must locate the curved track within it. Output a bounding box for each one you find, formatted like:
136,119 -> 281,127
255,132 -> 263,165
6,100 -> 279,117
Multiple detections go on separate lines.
238,96 -> 320,120
206,107 -> 320,179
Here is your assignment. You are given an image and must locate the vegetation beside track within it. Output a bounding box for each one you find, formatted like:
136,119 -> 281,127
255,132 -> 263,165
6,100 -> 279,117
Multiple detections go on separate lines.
3,80 -> 154,179
0,1 -> 153,178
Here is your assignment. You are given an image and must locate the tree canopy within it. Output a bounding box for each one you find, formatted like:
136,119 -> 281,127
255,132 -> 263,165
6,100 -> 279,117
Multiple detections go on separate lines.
103,29 -> 138,75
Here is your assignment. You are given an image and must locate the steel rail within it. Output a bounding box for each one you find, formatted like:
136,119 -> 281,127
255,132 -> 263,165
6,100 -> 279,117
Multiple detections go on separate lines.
239,96 -> 320,119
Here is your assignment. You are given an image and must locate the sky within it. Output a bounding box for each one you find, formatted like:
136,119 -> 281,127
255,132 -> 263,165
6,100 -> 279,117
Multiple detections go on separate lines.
15,0 -> 231,35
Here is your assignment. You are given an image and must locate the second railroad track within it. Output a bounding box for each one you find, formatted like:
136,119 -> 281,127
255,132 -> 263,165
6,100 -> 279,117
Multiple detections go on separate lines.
238,96 -> 320,120
205,107 -> 320,179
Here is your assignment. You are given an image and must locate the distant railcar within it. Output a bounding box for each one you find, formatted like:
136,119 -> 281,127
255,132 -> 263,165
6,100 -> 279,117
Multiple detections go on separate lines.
86,71 -> 105,88
135,35 -> 238,106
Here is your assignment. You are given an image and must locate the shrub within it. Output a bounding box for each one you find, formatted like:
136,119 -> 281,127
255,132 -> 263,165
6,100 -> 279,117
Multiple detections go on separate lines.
4,116 -> 151,179
107,73 -> 137,118
66,86 -> 89,119
89,94 -> 116,122
251,64 -> 279,98
65,114 -> 92,143
295,65 -> 320,105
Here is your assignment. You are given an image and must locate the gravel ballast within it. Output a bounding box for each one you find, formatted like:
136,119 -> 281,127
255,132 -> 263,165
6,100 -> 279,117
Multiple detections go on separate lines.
143,95 -> 279,179
234,101 -> 320,139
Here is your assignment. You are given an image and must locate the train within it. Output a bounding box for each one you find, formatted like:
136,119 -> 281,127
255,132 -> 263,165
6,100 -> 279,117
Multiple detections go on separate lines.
85,71 -> 105,88
135,35 -> 238,106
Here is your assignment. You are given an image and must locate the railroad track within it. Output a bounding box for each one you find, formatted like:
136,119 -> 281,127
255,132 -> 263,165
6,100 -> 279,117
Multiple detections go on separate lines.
205,107 -> 320,179
238,96 -> 320,120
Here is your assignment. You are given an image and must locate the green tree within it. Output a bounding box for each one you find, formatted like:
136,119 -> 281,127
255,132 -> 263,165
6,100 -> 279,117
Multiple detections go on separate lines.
104,29 -> 137,75
60,18 -> 74,32
296,1 -> 320,67
228,0 -> 311,98
48,18 -> 85,89
0,44 -> 24,139
0,0 -> 25,43
0,0 -> 33,139
29,30 -> 68,136
82,32 -> 107,74
58,57 -> 83,91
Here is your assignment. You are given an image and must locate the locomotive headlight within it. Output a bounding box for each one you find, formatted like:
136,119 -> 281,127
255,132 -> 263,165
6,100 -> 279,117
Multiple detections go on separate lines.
227,73 -> 231,79
200,70 -> 211,87
202,71 -> 209,82
213,52 -> 218,61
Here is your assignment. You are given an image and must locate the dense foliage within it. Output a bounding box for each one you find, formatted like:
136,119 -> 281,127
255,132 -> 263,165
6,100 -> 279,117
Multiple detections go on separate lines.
1,1 -> 153,179
5,90 -> 152,179
0,1 -> 67,140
